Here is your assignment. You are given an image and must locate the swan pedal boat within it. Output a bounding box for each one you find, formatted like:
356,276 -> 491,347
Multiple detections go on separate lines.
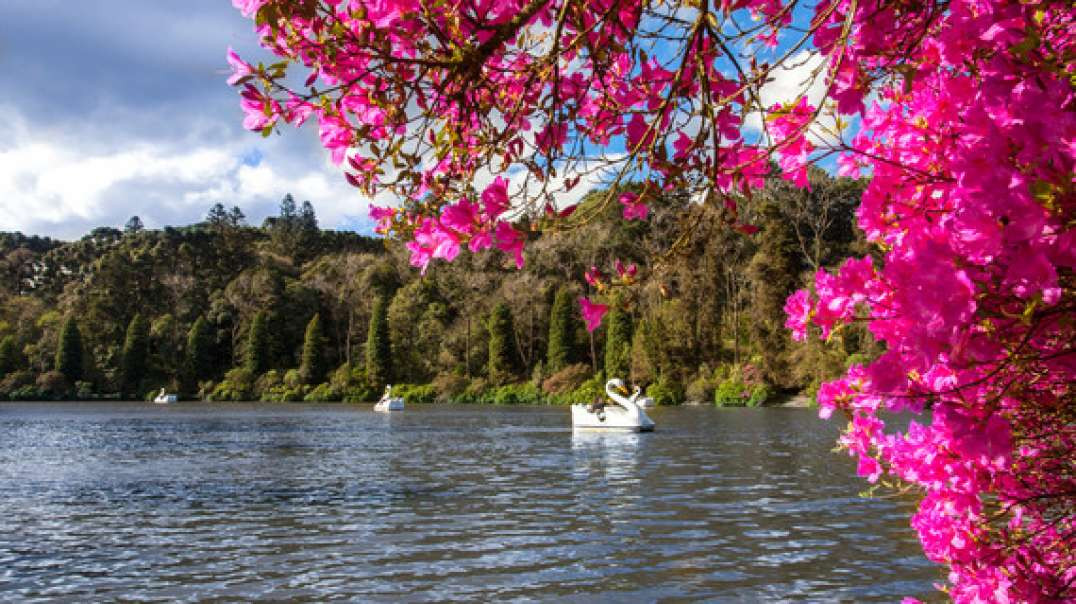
374,385 -> 405,412
571,378 -> 655,432
153,389 -> 177,404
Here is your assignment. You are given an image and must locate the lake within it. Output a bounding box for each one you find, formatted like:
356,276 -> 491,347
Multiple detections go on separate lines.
0,403 -> 937,601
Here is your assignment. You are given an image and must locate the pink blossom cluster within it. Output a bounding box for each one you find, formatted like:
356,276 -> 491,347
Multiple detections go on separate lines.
228,0 -> 796,272
786,0 -> 1075,601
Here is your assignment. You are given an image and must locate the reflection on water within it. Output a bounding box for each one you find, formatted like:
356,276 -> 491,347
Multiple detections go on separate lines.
0,403 -> 937,601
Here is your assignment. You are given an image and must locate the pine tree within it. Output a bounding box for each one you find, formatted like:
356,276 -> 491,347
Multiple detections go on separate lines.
487,302 -> 520,383
121,313 -> 149,396
604,306 -> 633,380
55,316 -> 83,383
747,202 -> 804,387
246,311 -> 270,375
546,288 -> 580,371
365,295 -> 391,388
0,335 -> 22,378
186,316 -> 213,383
299,313 -> 327,384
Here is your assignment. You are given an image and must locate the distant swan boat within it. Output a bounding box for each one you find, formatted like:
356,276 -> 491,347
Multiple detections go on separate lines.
571,378 -> 655,432
374,385 -> 404,412
153,388 -> 177,404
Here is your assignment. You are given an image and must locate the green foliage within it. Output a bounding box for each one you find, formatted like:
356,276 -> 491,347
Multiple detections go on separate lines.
121,313 -> 149,397
186,316 -> 213,384
35,370 -> 71,400
646,377 -> 684,406
747,202 -> 802,388
55,317 -> 83,383
299,313 -> 327,384
714,363 -> 772,407
0,335 -> 22,377
431,372 -> 469,401
487,302 -> 520,384
365,295 -> 392,388
552,372 -> 606,406
685,368 -> 717,404
546,288 -> 580,371
209,367 -> 255,401
304,382 -> 341,402
541,363 -> 592,396
391,383 -> 436,404
603,306 -> 632,380
481,382 -> 543,405
246,311 -> 270,374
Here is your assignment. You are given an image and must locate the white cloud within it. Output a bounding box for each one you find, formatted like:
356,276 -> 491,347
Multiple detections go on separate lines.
0,106 -> 373,239
744,50 -> 840,145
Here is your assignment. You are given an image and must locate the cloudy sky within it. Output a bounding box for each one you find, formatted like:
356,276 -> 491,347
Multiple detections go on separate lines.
0,1 -> 371,239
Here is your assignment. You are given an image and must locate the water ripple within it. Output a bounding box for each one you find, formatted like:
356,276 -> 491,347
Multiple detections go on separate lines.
0,403 -> 938,601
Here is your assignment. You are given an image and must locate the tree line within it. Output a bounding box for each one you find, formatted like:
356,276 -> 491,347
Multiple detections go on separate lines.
0,170 -> 876,404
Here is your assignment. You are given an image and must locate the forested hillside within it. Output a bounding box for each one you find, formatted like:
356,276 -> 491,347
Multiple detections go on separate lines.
0,169 -> 876,404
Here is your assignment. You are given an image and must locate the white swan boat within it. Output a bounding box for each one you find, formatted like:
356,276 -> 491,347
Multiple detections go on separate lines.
153,388 -> 177,404
571,378 -> 655,432
374,385 -> 405,412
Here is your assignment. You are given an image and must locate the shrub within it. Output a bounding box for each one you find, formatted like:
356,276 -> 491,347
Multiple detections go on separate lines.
462,377 -> 489,402
431,373 -> 468,401
304,382 -> 341,402
646,378 -> 683,406
485,382 -> 542,405
75,381 -> 95,400
254,370 -> 283,399
283,369 -> 303,389
714,363 -> 772,407
554,372 -> 606,406
209,367 -> 255,401
541,363 -> 592,396
685,374 -> 716,405
0,370 -> 35,399
36,370 -> 71,400
392,383 -> 436,404
342,384 -> 376,403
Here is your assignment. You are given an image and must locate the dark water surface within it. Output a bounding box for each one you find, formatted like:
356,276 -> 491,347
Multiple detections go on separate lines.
0,403 -> 936,602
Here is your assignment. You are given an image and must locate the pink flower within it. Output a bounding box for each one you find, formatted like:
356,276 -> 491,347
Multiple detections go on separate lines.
614,259 -> 637,281
480,176 -> 510,219
494,221 -> 525,269
783,289 -> 812,341
232,0 -> 266,18
578,297 -> 609,332
584,266 -> 602,287
619,192 -> 648,221
226,47 -> 254,86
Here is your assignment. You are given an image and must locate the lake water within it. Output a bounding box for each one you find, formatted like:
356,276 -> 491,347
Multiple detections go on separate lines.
0,403 -> 937,602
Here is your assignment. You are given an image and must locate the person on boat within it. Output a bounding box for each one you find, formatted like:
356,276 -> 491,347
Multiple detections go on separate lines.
587,395 -> 606,414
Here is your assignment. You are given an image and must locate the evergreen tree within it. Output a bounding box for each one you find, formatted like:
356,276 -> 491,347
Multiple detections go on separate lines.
228,206 -> 246,227
186,316 -> 213,383
546,288 -> 580,371
365,295 -> 391,388
747,202 -> 804,387
124,216 -> 144,234
246,311 -> 270,375
0,335 -> 22,377
55,316 -> 83,383
121,313 -> 149,396
206,203 -> 229,227
604,306 -> 633,380
299,313 -> 327,384
299,200 -> 318,231
487,302 -> 520,383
